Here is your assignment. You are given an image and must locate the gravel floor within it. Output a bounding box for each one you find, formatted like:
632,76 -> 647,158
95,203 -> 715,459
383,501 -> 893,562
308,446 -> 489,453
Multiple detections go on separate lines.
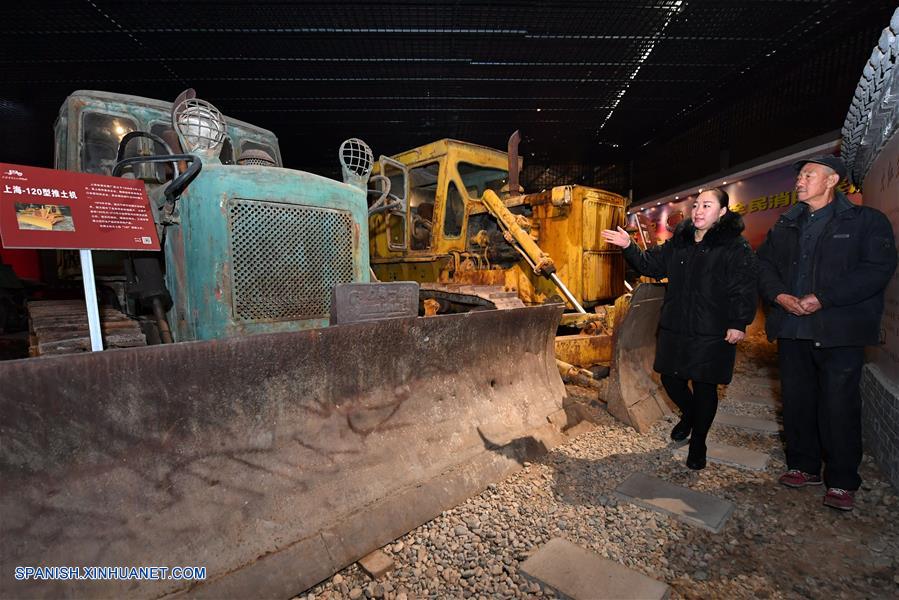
298,335 -> 899,600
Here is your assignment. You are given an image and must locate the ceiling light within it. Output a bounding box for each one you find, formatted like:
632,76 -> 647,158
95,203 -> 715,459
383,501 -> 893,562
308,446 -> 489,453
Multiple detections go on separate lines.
698,188 -> 704,193
536,107 -> 542,112
675,195 -> 679,199
722,180 -> 727,185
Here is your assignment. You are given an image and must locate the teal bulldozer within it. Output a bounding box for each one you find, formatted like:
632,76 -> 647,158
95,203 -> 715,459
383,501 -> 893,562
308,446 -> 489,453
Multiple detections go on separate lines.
0,90 -> 568,598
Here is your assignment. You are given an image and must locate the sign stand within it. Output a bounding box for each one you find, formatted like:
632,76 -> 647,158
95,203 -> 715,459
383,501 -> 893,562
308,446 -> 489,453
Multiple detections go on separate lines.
79,249 -> 103,352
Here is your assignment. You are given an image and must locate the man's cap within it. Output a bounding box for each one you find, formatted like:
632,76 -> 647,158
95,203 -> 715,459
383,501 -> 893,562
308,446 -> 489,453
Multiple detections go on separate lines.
792,155 -> 846,180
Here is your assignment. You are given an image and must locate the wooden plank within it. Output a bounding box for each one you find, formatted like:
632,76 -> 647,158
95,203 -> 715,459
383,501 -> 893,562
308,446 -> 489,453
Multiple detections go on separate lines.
28,299 -> 146,356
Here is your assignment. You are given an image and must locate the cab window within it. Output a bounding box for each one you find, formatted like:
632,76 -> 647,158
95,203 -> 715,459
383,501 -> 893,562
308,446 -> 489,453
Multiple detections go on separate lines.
444,182 -> 465,237
457,162 -> 508,198
81,112 -> 138,175
381,161 -> 407,251
409,162 -> 439,251
151,122 -> 233,169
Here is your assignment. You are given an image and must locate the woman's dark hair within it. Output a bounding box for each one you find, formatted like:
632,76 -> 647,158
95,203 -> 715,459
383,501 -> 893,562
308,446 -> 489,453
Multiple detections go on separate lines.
704,187 -> 729,208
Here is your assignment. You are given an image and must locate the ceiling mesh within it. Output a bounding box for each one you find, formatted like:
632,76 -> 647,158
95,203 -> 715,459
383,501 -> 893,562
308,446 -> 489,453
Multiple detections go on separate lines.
2,1 -> 894,197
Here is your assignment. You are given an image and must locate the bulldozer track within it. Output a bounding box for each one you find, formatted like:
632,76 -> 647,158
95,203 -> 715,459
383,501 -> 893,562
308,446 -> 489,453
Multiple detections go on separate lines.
419,282 -> 526,311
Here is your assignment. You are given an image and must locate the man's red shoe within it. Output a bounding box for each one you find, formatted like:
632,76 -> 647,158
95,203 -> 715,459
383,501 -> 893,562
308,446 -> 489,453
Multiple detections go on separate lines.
823,488 -> 855,511
778,469 -> 823,488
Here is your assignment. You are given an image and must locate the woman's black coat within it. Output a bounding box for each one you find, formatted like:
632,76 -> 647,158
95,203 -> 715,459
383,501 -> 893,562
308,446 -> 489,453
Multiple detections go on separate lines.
622,211 -> 758,384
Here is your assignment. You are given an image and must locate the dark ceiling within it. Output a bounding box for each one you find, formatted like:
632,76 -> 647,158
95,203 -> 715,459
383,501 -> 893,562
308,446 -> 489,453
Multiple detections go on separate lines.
2,1 -> 895,198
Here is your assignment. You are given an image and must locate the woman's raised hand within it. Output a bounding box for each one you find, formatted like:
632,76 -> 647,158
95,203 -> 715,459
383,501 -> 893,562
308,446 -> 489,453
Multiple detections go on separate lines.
600,226 -> 632,248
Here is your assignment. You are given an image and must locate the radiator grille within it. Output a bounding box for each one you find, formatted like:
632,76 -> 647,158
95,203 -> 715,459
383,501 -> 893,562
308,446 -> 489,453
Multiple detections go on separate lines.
229,199 -> 356,321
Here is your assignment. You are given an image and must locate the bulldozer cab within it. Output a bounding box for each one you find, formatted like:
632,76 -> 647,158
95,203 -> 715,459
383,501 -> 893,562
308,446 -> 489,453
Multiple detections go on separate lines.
54,90 -> 282,175
51,91 -> 284,282
369,138 -> 627,309
369,140 -> 512,278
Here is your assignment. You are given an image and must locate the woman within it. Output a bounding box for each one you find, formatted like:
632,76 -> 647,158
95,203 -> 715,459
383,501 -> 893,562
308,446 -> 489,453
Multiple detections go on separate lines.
601,189 -> 758,469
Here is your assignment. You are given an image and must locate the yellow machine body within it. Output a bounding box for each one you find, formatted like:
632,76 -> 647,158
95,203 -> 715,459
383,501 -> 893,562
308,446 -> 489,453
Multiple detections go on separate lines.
16,205 -> 64,230
368,138 -> 666,432
368,139 -> 627,310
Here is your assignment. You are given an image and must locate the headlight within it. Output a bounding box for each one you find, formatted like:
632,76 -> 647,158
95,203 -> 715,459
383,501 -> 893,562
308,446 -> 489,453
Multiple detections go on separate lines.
173,98 -> 226,154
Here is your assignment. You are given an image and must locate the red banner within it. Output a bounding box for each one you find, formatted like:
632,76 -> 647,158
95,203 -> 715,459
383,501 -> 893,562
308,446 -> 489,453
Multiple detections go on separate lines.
0,163 -> 159,251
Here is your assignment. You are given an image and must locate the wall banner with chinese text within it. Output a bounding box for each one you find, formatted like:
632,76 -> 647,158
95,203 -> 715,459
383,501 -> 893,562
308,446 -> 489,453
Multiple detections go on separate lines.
631,162 -> 862,249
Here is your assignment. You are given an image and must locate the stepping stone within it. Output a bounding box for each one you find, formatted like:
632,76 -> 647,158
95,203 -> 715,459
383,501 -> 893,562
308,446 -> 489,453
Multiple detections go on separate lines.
713,412 -> 781,434
723,392 -> 779,408
615,472 -> 734,533
520,537 -> 670,600
673,441 -> 769,471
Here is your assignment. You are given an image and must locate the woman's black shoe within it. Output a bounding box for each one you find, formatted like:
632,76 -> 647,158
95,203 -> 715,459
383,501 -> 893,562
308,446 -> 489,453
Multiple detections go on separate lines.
686,455 -> 707,470
670,419 -> 692,441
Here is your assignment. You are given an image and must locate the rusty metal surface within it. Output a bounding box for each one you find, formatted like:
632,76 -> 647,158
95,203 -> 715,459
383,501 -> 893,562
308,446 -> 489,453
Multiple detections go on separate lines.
605,283 -> 672,432
419,283 -> 526,311
506,130 -> 520,195
556,359 -> 604,390
554,333 -> 613,367
0,305 -> 564,599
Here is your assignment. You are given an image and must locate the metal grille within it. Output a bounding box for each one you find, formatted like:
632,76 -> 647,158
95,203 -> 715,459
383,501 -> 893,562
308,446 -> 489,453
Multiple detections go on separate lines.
229,199 -> 356,321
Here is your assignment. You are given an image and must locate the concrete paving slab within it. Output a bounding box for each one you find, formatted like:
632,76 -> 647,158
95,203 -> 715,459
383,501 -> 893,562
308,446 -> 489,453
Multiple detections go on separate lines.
520,537 -> 670,600
615,472 -> 734,533
723,392 -> 780,407
713,412 -> 781,434
673,441 -> 770,471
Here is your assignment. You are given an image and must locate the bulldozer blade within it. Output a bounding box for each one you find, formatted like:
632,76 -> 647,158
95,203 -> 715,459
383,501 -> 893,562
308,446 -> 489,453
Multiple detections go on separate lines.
0,305 -> 564,599
605,283 -> 673,432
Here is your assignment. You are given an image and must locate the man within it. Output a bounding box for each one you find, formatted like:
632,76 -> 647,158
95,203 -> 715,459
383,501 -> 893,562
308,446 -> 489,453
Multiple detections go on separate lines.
757,155 -> 896,511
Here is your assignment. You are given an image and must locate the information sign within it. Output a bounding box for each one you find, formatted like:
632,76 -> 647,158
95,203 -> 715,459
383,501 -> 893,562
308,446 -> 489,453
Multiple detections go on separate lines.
0,163 -> 159,251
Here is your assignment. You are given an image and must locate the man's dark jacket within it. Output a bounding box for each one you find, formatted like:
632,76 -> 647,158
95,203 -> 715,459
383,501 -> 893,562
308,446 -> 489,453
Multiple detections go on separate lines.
757,191 -> 897,347
623,211 -> 758,384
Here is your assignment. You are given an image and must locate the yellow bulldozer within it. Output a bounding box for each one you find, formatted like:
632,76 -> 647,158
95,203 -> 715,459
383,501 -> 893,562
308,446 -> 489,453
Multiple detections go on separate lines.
15,204 -> 65,230
365,133 -> 670,430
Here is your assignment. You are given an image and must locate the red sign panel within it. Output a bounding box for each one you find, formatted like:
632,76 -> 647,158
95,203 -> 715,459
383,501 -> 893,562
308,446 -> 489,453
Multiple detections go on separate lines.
0,163 -> 160,251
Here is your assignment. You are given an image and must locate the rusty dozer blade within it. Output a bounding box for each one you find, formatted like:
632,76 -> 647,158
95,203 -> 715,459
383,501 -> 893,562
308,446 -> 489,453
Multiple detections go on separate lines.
0,305 -> 564,599
605,283 -> 673,432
